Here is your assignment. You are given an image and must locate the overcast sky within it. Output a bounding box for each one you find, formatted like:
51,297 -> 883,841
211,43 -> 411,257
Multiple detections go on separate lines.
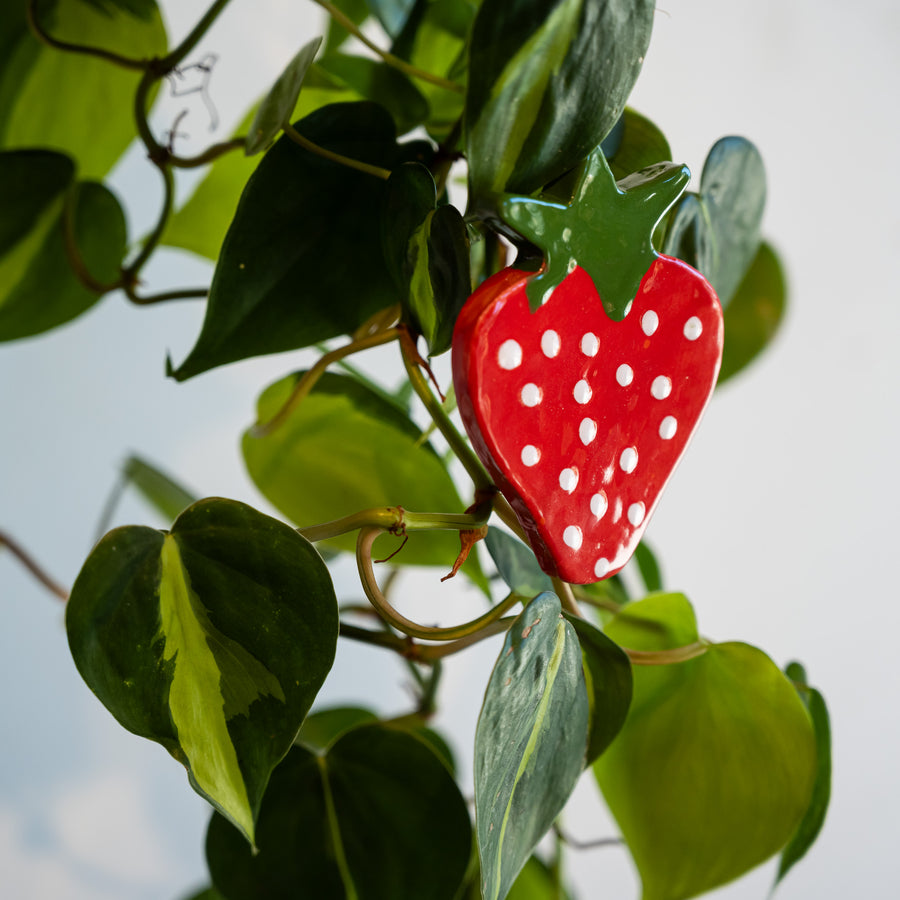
2,1 -> 899,897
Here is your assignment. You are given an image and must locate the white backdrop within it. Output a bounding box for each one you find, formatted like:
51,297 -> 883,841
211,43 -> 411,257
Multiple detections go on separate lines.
1,1 -> 898,897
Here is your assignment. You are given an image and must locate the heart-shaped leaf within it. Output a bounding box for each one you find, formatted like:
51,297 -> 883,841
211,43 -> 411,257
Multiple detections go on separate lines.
170,102 -> 433,380
475,592 -> 588,900
245,36 -> 323,155
594,593 -> 817,900
0,0 -> 167,179
243,370 -> 487,588
66,498 -> 339,843
0,171 -> 126,341
775,662 -> 832,888
664,136 -> 766,306
206,723 -> 471,900
718,240 -> 786,383
466,0 -> 654,202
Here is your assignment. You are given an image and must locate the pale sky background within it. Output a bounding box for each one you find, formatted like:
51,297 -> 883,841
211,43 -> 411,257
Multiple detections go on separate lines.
1,1 -> 899,898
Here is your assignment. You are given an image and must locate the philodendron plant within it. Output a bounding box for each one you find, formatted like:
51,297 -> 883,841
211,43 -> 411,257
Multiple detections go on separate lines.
0,2 -> 829,899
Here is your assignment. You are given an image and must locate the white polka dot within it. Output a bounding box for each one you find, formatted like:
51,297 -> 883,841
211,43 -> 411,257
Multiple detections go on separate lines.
590,492 -> 608,519
641,310 -> 659,336
620,447 -> 638,473
580,332 -> 599,357
541,330 -> 561,358
659,416 -> 678,440
628,502 -> 645,526
567,257 -> 577,274
616,364 -> 634,387
559,468 -> 578,493
579,417 -> 597,445
563,526 -> 583,551
574,380 -> 592,404
521,445 -> 540,466
651,375 -> 672,399
684,316 -> 702,340
594,558 -> 610,578
521,383 -> 542,407
498,340 -> 522,369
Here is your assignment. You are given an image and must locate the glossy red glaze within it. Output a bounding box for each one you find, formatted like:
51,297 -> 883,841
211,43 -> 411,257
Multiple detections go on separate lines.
452,258 -> 723,583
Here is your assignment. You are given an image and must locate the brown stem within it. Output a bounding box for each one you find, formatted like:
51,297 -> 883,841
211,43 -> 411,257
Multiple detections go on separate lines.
0,531 -> 68,602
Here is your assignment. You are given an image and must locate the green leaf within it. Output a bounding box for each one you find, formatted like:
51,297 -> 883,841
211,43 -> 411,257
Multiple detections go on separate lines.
607,108 -> 672,181
368,0 -> 419,36
565,614 -> 632,765
664,136 -> 766,306
162,67 -> 369,262
718,240 -> 786,383
632,540 -> 662,593
0,0 -> 167,179
475,592 -> 589,900
245,36 -> 323,156
206,724 -> 472,900
122,454 -> 198,522
80,0 -> 158,18
484,526 -> 553,598
66,498 -> 339,843
243,371 -> 486,587
0,175 -> 126,341
170,102 -> 433,380
318,51 -> 429,135
594,593 -> 817,900
507,855 -> 573,900
776,665 -> 832,887
296,705 -> 379,753
391,0 -> 476,140
466,0 -> 654,202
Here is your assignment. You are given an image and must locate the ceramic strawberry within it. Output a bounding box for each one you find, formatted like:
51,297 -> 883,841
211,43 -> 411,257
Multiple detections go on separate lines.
452,148 -> 723,584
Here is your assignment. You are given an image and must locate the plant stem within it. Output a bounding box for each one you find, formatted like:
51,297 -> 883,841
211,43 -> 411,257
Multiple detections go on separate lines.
0,531 -> 68,602
127,287 -> 208,305
169,137 -> 246,168
283,122 -> 392,180
299,505 -> 489,544
121,162 -> 175,293
159,0 -> 234,72
551,577 -> 582,618
357,526 -> 520,641
398,327 -> 493,493
252,328 -> 401,437
311,0 -> 464,94
61,189 -> 123,295
26,0 -> 148,70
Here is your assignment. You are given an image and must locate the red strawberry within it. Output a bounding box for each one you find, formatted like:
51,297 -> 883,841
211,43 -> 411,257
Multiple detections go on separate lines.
452,256 -> 722,583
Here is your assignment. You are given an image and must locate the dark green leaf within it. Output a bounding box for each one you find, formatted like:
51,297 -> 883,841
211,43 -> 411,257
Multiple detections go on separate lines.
80,0 -> 158,19
466,0 -> 654,202
484,526 -> 553,598
0,0 -> 167,178
565,615 -> 632,764
122,454 -> 198,522
243,371 -> 487,588
206,724 -> 471,899
245,37 -> 323,155
296,705 -> 378,753
0,149 -> 74,258
382,161 -> 437,288
718,240 -> 786,383
66,498 -> 339,843
475,592 -> 588,900
0,178 -> 126,341
664,136 -> 766,306
318,52 -> 429,135
607,108 -> 672,180
594,593 -> 817,900
632,540 -> 662,593
776,666 -> 832,887
170,102 -> 433,380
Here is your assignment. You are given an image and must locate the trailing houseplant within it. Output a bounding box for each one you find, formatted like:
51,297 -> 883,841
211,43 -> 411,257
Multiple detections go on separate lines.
0,1 -> 831,898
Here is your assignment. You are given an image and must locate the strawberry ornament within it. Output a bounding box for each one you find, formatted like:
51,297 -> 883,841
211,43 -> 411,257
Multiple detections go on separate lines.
452,147 -> 723,584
